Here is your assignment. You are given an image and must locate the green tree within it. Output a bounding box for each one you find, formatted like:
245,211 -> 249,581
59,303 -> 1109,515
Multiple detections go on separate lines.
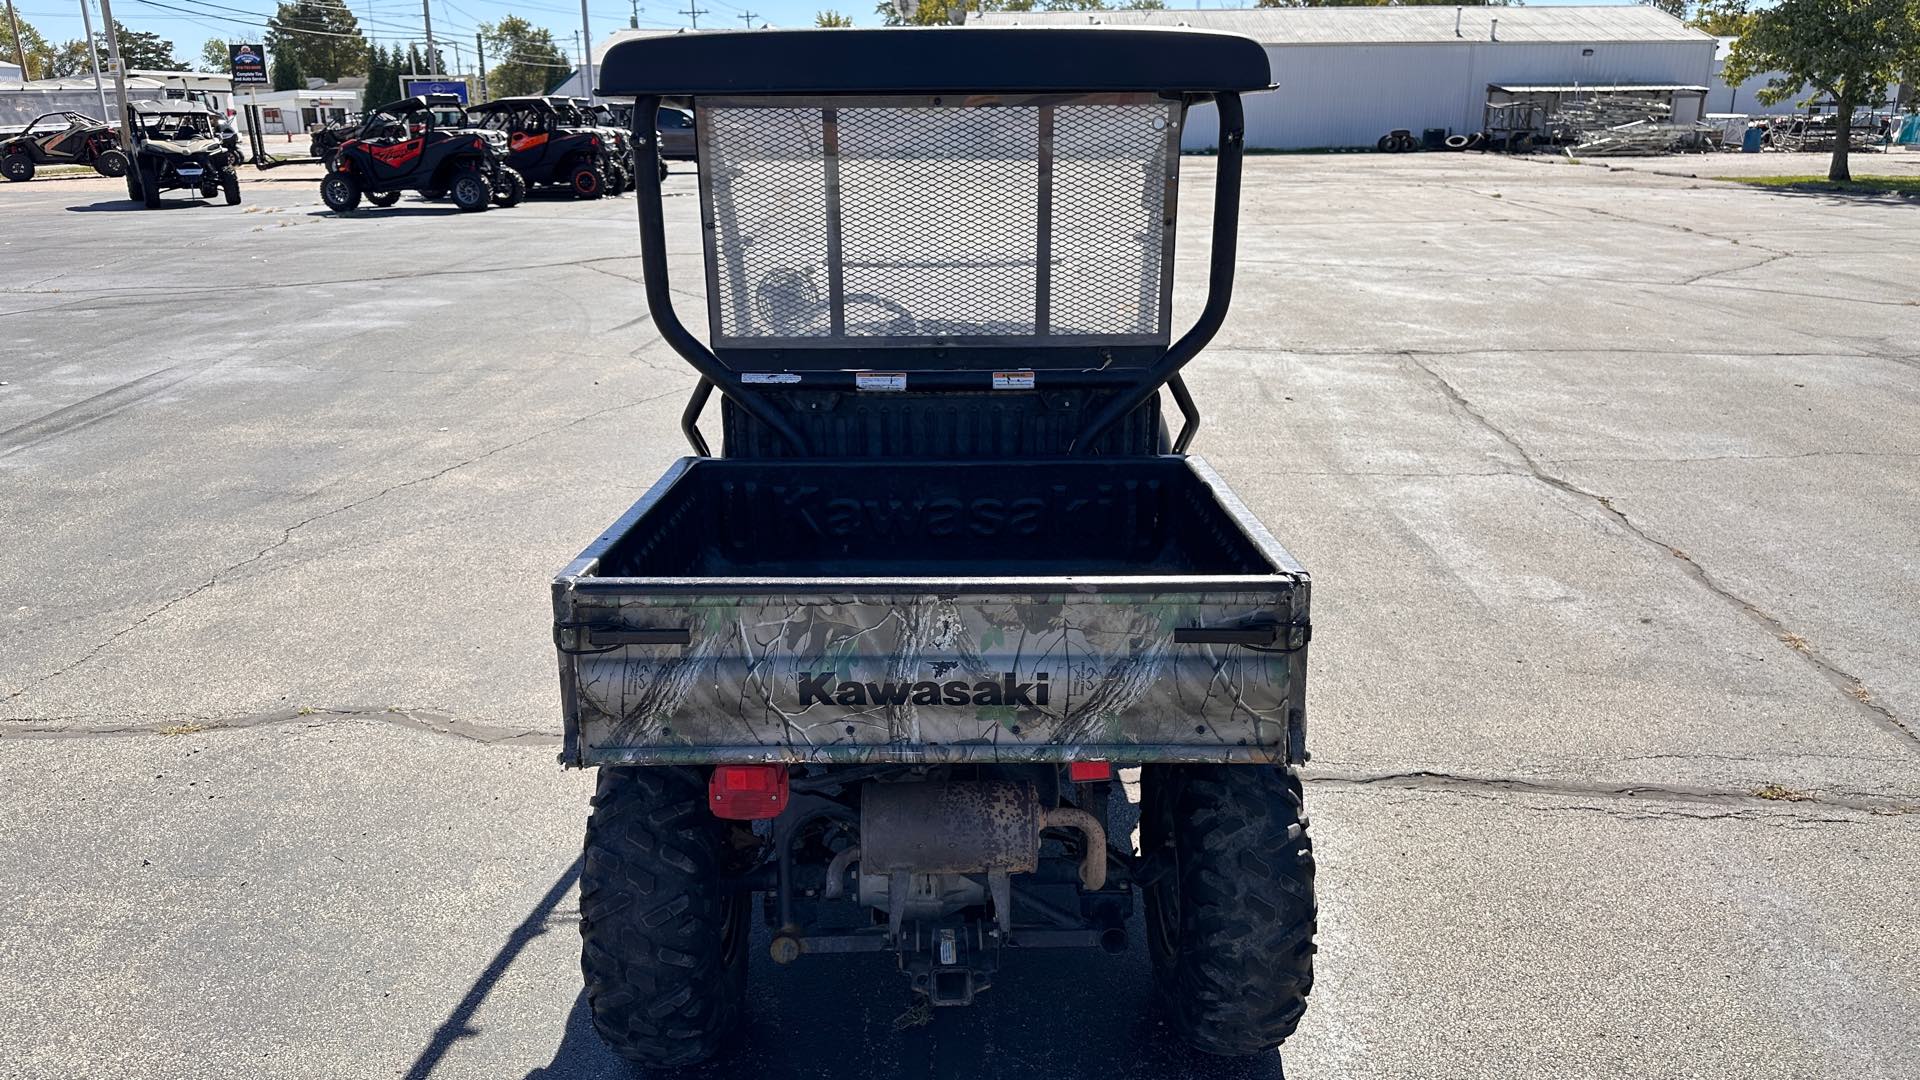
1724,0 -> 1920,181
482,16 -> 568,98
816,9 -> 856,24
271,47 -> 304,91
47,38 -> 100,78
877,0 -> 1036,27
366,42 -> 398,106
2,16 -> 56,79
1122,0 -> 1166,8
199,38 -> 230,73
1640,0 -> 1689,19
266,1 -> 367,83
105,21 -> 181,69
1690,0 -> 1755,35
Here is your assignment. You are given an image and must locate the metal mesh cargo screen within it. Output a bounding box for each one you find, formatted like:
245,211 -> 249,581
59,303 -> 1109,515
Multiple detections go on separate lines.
696,94 -> 1181,349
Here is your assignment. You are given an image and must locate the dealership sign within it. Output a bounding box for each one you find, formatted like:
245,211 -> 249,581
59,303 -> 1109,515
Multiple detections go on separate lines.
229,43 -> 268,86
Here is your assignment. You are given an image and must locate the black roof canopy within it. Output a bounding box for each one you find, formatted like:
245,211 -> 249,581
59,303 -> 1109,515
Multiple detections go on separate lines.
372,93 -> 465,114
597,27 -> 1271,97
465,96 -> 563,113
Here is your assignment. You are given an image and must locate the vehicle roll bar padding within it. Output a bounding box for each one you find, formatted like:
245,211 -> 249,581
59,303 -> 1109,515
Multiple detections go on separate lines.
1070,91 -> 1244,455
630,95 -> 809,456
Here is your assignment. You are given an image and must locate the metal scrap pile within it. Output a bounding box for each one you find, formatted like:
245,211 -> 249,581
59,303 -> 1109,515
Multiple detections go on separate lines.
1557,93 -> 1718,156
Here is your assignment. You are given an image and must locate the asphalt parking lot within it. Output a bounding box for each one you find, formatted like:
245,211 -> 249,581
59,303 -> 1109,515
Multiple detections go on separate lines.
4,151 -> 1919,1079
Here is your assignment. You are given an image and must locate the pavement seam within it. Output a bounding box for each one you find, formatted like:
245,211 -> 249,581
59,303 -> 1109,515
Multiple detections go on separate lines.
0,706 -> 558,746
1402,350 -> 1920,752
0,386 -> 688,707
1307,768 -> 1915,817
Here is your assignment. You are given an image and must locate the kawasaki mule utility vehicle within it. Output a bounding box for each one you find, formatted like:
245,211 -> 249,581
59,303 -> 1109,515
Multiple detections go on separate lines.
321,94 -> 522,213
1,111 -> 126,181
124,101 -> 242,209
557,27 -> 1313,1067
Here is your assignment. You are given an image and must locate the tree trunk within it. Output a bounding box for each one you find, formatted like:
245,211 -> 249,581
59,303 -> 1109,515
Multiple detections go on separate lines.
1829,93 -> 1853,184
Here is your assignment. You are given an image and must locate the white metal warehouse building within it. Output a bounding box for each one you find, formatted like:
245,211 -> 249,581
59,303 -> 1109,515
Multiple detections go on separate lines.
973,7 -> 1718,151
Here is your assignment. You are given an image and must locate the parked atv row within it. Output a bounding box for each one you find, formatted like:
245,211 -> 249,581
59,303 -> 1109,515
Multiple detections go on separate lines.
318,93 -> 663,215
2,111 -> 127,181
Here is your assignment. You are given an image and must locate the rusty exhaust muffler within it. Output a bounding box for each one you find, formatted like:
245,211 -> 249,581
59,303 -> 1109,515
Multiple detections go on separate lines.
859,781 -> 1106,891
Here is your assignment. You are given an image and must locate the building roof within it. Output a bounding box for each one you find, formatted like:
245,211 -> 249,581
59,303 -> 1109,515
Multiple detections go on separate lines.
1491,84 -> 1709,93
970,7 -> 1715,47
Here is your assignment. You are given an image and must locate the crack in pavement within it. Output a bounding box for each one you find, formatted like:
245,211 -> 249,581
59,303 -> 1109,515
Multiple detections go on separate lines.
0,385 -> 689,706
1543,450 -> 1920,466
1678,250 -> 1792,286
1403,351 -> 1920,751
1,706 -> 559,746
1307,768 -> 1914,817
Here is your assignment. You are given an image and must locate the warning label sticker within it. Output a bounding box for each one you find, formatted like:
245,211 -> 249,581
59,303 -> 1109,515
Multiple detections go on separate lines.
992,371 -> 1037,391
855,372 -> 908,392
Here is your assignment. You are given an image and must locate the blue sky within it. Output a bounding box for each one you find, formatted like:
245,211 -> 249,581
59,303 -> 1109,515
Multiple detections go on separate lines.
13,0 -> 1654,71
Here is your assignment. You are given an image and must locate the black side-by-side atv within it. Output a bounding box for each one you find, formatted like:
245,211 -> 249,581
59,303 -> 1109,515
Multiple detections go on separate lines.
464,96 -> 626,199
320,94 -> 523,213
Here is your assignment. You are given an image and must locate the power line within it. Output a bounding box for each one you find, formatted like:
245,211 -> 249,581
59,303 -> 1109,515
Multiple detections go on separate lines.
677,1 -> 702,29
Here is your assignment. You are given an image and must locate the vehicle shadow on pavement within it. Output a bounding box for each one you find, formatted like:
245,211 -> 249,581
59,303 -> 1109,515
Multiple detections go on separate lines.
65,200 -> 214,212
416,858 -> 1288,1080
305,207 -> 478,218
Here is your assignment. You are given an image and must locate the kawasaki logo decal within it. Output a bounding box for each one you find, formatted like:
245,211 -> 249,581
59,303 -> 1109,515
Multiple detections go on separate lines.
798,672 -> 1049,708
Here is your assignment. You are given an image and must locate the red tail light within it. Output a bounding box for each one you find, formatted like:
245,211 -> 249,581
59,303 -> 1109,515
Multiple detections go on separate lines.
1068,761 -> 1111,783
709,764 -> 789,819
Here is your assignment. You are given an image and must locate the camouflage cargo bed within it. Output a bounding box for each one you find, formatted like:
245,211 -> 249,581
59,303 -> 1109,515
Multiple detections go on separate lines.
551,455 -> 1310,766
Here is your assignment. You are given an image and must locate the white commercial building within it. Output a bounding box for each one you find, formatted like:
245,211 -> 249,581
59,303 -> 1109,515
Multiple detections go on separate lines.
973,7 -> 1717,150
245,85 -> 364,136
551,27 -> 702,102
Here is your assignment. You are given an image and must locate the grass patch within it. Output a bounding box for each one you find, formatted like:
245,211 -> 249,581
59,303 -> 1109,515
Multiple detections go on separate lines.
158,722 -> 208,735
1718,174 -> 1920,197
1752,783 -> 1813,802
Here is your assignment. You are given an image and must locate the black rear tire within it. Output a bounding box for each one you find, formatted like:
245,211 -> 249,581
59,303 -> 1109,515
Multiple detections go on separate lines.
221,170 -> 242,205
2,154 -> 32,182
140,160 -> 163,209
494,166 -> 525,207
1142,764 -> 1317,1057
581,766 -> 748,1068
657,154 -> 669,182
450,170 -> 492,212
94,149 -> 129,178
125,172 -> 142,202
367,190 -> 402,207
320,171 -> 362,212
569,160 -> 605,199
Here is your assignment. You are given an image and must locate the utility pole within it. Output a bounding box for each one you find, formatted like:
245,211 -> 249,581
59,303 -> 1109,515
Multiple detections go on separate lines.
420,0 -> 437,76
96,0 -> 132,186
679,2 -> 706,29
474,29 -> 486,102
5,0 -> 30,81
735,10 -> 757,28
629,0 -> 639,29
78,0 -> 109,118
578,0 -> 593,103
